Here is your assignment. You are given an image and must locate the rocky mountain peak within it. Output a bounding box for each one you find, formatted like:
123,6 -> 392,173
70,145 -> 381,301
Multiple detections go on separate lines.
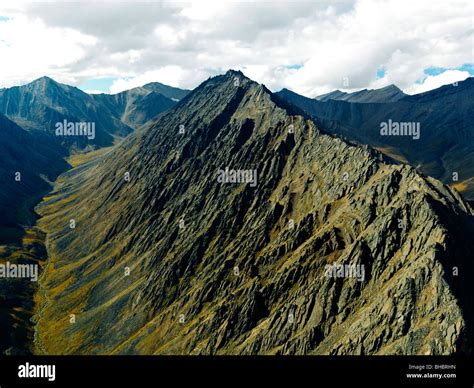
32,75 -> 55,83
381,84 -> 402,91
33,71 -> 474,356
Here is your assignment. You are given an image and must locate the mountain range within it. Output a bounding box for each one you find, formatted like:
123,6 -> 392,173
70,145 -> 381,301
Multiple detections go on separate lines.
277,77 -> 474,200
314,84 -> 407,103
0,77 -> 189,242
0,77 -> 189,354
29,71 -> 474,355
0,77 -> 190,149
0,71 -> 473,355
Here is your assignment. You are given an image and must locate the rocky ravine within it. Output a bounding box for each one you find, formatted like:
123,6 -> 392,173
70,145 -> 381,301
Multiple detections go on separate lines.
34,71 -> 474,355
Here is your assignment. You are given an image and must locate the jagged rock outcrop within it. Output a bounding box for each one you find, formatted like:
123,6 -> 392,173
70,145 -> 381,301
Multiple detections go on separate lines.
34,71 -> 474,355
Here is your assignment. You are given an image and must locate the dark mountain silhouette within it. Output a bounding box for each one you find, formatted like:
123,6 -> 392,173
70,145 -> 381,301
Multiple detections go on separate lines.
0,115 -> 67,354
315,84 -> 406,103
33,71 -> 474,355
277,78 -> 474,199
0,114 -> 67,243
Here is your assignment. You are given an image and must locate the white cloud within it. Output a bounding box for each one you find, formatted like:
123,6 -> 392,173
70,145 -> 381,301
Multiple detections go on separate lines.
279,0 -> 473,96
0,11 -> 97,87
0,0 -> 472,95
406,70 -> 471,95
179,0 -> 228,21
109,66 -> 208,93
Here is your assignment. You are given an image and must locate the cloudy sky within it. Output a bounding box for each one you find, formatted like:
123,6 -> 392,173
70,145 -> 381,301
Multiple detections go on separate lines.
0,0 -> 472,97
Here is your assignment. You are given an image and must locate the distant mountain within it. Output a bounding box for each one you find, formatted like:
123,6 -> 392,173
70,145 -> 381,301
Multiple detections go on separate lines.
315,84 -> 407,103
0,77 -> 134,149
35,71 -> 474,355
141,82 -> 190,101
90,83 -> 189,128
0,76 -> 186,231
0,77 -> 189,150
276,78 -> 474,199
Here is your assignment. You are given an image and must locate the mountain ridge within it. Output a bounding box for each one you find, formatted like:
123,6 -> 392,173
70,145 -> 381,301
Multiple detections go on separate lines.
315,84 -> 406,103
0,77 -> 132,149
0,76 -> 189,150
276,77 -> 474,199
33,70 -> 474,355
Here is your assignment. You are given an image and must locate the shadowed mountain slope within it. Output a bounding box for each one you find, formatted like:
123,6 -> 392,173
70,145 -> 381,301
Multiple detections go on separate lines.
35,71 -> 474,355
0,115 -> 67,355
277,78 -> 474,199
0,114 -> 68,244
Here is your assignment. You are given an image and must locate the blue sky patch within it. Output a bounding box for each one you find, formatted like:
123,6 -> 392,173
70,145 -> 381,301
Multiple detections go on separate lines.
424,64 -> 474,76
285,64 -> 303,70
414,64 -> 474,84
78,77 -> 118,93
376,68 -> 386,79
458,63 -> 474,73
